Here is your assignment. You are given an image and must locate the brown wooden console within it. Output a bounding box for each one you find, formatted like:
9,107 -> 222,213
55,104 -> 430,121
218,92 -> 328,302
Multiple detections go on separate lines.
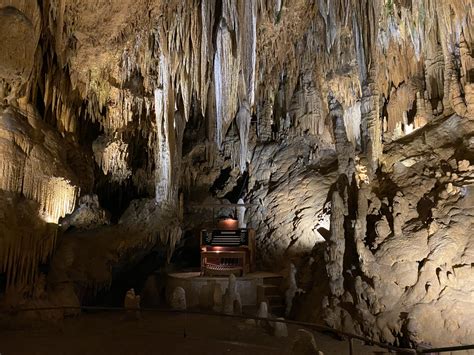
200,227 -> 256,277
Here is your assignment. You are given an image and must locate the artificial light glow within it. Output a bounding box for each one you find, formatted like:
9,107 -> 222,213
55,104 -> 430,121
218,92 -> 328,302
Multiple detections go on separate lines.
37,177 -> 78,224
217,218 -> 238,230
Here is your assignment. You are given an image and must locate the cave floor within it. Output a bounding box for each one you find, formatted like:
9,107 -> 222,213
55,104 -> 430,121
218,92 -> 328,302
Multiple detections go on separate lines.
0,311 -> 389,355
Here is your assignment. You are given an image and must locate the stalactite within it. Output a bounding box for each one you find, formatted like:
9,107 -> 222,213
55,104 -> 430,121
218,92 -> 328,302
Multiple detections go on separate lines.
92,136 -> 132,184
2,2 -> 473,340
238,0 -> 257,107
236,101 -> 251,174
0,150 -> 25,195
352,10 -> 368,85
318,0 -> 338,53
413,91 -> 432,129
162,225 -> 182,262
343,101 -> 361,148
0,106 -> 78,292
258,97 -> 274,142
0,108 -> 79,224
0,192 -> 58,292
200,0 -> 215,116
21,170 -> 78,224
330,94 -> 355,177
386,82 -> 418,133
154,54 -> 172,204
221,134 -> 241,172
289,71 -> 333,145
214,6 -> 240,148
425,44 -> 445,102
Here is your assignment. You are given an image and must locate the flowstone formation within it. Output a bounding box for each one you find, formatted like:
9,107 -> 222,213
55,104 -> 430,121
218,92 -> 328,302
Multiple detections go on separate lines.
0,0 -> 472,349
292,1 -> 473,348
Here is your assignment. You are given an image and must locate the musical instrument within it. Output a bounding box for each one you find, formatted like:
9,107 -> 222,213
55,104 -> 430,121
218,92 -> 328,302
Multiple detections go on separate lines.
200,226 -> 256,276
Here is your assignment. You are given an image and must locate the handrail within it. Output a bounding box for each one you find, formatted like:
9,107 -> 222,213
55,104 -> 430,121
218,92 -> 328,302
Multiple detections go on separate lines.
6,304 -> 470,354
417,344 -> 474,353
186,203 -> 258,209
4,305 -> 474,353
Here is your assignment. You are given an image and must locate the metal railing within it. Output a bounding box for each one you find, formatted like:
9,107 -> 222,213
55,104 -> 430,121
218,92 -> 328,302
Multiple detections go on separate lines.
3,305 -> 474,354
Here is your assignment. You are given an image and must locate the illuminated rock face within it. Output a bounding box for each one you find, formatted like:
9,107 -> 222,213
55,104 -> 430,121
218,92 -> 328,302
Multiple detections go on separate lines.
0,106 -> 84,295
315,118 -> 474,347
0,107 -> 83,223
0,0 -> 473,348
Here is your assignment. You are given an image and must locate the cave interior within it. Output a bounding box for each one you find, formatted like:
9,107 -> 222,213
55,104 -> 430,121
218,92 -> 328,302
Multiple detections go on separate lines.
0,0 -> 473,353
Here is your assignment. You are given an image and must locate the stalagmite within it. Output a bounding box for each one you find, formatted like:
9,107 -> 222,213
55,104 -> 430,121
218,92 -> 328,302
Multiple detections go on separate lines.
285,263 -> 305,317
290,329 -> 324,355
124,288 -> 141,320
170,287 -> 187,310
273,318 -> 288,337
237,198 -> 246,228
325,186 -> 346,298
222,274 -> 242,315
257,301 -> 269,327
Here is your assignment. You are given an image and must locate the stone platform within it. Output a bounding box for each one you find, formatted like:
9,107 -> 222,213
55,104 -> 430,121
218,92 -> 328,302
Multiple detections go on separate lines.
166,271 -> 282,307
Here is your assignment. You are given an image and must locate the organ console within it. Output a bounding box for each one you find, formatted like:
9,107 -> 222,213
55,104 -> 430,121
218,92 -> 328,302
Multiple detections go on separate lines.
200,220 -> 256,276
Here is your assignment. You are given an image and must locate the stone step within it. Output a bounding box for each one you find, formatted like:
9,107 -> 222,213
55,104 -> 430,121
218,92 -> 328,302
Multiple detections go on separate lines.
257,284 -> 283,305
263,276 -> 283,287
259,284 -> 280,296
266,294 -> 284,306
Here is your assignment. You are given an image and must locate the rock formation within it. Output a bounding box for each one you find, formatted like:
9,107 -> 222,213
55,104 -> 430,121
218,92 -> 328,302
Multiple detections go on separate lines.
124,288 -> 141,319
285,263 -> 305,317
0,0 -> 472,350
170,287 -> 186,311
272,318 -> 289,338
256,301 -> 270,329
290,329 -> 324,355
222,274 -> 242,315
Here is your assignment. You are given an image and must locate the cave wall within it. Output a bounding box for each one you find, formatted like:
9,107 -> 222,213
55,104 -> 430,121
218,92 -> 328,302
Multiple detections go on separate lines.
0,0 -> 472,347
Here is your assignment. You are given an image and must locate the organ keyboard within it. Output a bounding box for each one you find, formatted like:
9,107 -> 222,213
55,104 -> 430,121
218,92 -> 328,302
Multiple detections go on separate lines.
200,227 -> 255,276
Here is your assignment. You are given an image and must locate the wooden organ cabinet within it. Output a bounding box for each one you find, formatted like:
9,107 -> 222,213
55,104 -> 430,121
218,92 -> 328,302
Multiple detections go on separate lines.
200,219 -> 256,276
